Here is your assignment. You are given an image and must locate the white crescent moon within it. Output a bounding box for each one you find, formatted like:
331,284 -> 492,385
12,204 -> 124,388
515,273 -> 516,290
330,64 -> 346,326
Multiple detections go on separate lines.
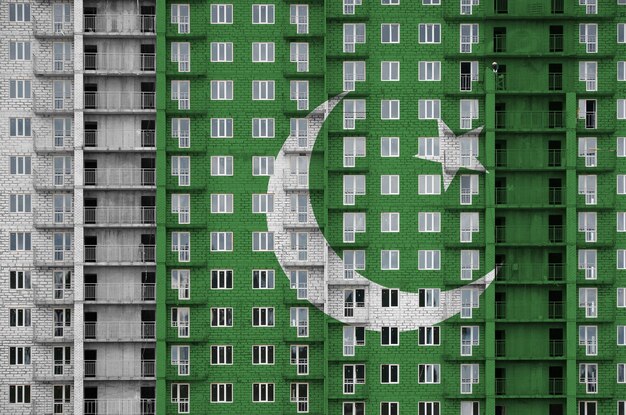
267,93 -> 495,331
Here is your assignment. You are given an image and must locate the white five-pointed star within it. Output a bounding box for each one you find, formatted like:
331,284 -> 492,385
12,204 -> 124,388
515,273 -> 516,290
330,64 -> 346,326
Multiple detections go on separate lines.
414,119 -> 486,191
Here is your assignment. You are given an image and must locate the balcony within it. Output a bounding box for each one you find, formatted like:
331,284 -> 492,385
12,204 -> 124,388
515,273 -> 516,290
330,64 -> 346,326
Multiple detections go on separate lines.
495,225 -> 564,245
33,324 -> 74,343
84,283 -> 156,303
32,361 -> 74,382
495,301 -> 506,319
495,149 -> 563,169
33,169 -> 74,190
495,111 -> 564,131
33,93 -> 73,115
83,14 -> 155,36
84,206 -> 155,227
84,321 -> 156,342
84,129 -> 155,150
548,301 -> 564,319
33,55 -> 73,76
496,72 -> 567,93
33,132 -> 73,153
33,284 -> 74,305
84,359 -> 155,380
33,209 -> 73,229
84,399 -> 156,415
549,378 -> 564,395
495,378 -> 506,395
84,168 -> 155,188
495,187 -> 563,207
33,248 -> 74,268
32,17 -> 73,38
84,92 -> 155,112
282,169 -> 310,191
549,340 -> 564,357
84,52 -> 156,74
495,339 -> 506,357
495,263 -> 564,283
84,245 -> 156,265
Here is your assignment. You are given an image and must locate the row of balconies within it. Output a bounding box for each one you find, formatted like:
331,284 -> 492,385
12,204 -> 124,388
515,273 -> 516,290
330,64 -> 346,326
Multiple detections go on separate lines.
495,377 -> 565,396
33,92 -> 156,114
33,130 -> 155,153
32,321 -> 155,343
495,300 -> 564,320
32,283 -> 154,304
32,359 -> 155,380
33,207 -> 155,228
33,245 -> 156,266
33,14 -> 155,38
32,168 -> 155,190
33,53 -> 155,75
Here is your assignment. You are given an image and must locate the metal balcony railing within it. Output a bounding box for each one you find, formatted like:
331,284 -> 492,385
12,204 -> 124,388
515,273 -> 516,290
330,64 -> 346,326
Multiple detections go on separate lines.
495,263 -> 564,282
84,283 -> 156,303
84,206 -> 155,226
83,14 -> 155,35
84,52 -> 155,72
495,378 -> 506,395
495,149 -> 563,168
548,301 -> 564,319
549,340 -> 564,357
549,378 -> 564,395
495,187 -> 563,206
84,91 -> 155,111
495,225 -> 564,244
495,302 -> 506,319
84,129 -> 155,149
84,168 -> 155,187
84,245 -> 156,264
495,111 -> 564,130
495,340 -> 506,357
84,359 -> 155,379
84,399 -> 156,415
84,321 -> 156,341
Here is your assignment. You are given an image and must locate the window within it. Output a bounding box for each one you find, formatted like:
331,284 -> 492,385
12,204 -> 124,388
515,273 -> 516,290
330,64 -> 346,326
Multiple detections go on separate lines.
252,194 -> 274,214
419,402 -> 440,415
9,41 -> 30,61
252,4 -> 274,24
579,175 -> 597,205
9,385 -> 30,404
52,156 -> 71,186
344,0 -> 363,14
344,289 -> 366,318
620,23 -> 626,43
381,364 -> 399,384
579,288 -> 597,318
619,288 -> 626,307
252,307 -> 275,327
290,193 -> 308,223
253,383 -> 274,403
53,232 -> 71,261
619,175 -> 626,194
418,175 -> 442,195
579,325 -> 598,356
423,0 -> 440,3
579,62 -> 597,91
381,100 -> 400,120
252,232 -> 274,251
171,384 -> 189,413
578,137 -> 597,167
343,364 -> 366,394
418,326 -> 440,346
344,99 -> 366,129
9,347 -> 31,365
578,212 -> 597,242
208,345 -> 234,366
171,42 -> 190,72
419,212 -> 441,232
344,250 -> 365,279
460,288 -> 479,318
9,308 -> 31,327
460,212 -> 480,242
290,80 -> 309,110
9,232 -> 31,251
10,76 -> 32,102
9,194 -> 31,213
381,213 -> 400,232
381,137 -> 399,157
210,4 -> 233,24
381,61 -> 400,81
460,99 -> 479,129
618,364 -> 626,383
579,363 -> 598,393
171,194 -> 190,224
252,80 -> 275,100
209,193 -> 233,214
290,42 -> 308,71
344,23 -> 366,53
619,326 -> 626,345
171,80 -> 189,110
252,345 -> 274,364
343,326 -> 366,355
211,156 -> 233,176
9,156 -> 31,175
172,118 -> 190,148
171,232 -> 191,262
343,61 -> 366,91
210,383 -> 233,403
253,42 -> 275,62
461,364 -> 479,394
381,175 -> 399,195
211,80 -> 233,100
253,270 -> 275,289
460,24 -> 479,53
290,5 -> 308,34
461,326 -> 480,356
171,345 -> 190,375
210,232 -> 233,252
619,99 -> 626,120
210,42 -> 233,62
418,137 -> 440,158
381,24 -> 400,43
419,61 -> 441,81
381,326 -> 399,346
418,364 -> 440,384
252,118 -> 275,138
620,62 -> 626,82
579,249 -> 597,279
171,269 -> 190,300
419,99 -> 441,119
418,288 -> 440,306
380,402 -> 399,415
171,307 -> 190,337
290,270 -> 308,299
211,307 -> 233,327
382,289 -> 399,307
290,232 -> 309,261
619,401 -> 626,415
461,250 -> 480,280
290,307 -> 309,337
580,23 -> 598,53
171,4 -> 190,34
252,156 -> 274,176
9,3 -> 30,22
461,175 -> 480,205
9,118 -> 31,137
343,137 -> 366,168
9,271 -> 31,290
419,24 -> 441,43
381,250 -> 400,270
211,270 -> 233,290
578,401 -> 596,415
382,0 -> 400,4
343,212 -> 366,243
171,156 -> 190,186
461,402 -> 480,415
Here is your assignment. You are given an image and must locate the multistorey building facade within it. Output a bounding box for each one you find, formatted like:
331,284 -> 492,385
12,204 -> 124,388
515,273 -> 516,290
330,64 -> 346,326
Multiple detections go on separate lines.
158,1 -> 626,415
1,0 -> 156,413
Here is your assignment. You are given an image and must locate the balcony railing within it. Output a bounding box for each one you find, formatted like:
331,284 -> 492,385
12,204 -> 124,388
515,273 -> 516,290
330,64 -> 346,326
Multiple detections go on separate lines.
495,263 -> 564,282
84,359 -> 155,379
549,378 -> 564,395
84,168 -> 155,187
549,34 -> 564,52
495,149 -> 563,168
84,399 -> 156,415
84,129 -> 156,149
495,187 -> 563,206
548,301 -> 564,319
495,225 -> 564,244
84,52 -> 156,73
549,340 -> 564,357
495,378 -> 506,395
84,245 -> 156,264
494,73 -> 564,92
84,283 -> 156,303
495,302 -> 506,319
83,14 -> 155,35
495,111 -> 564,130
84,206 -> 155,226
32,17 -> 73,37
495,340 -> 506,357
84,321 -> 156,341
84,92 -> 155,111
